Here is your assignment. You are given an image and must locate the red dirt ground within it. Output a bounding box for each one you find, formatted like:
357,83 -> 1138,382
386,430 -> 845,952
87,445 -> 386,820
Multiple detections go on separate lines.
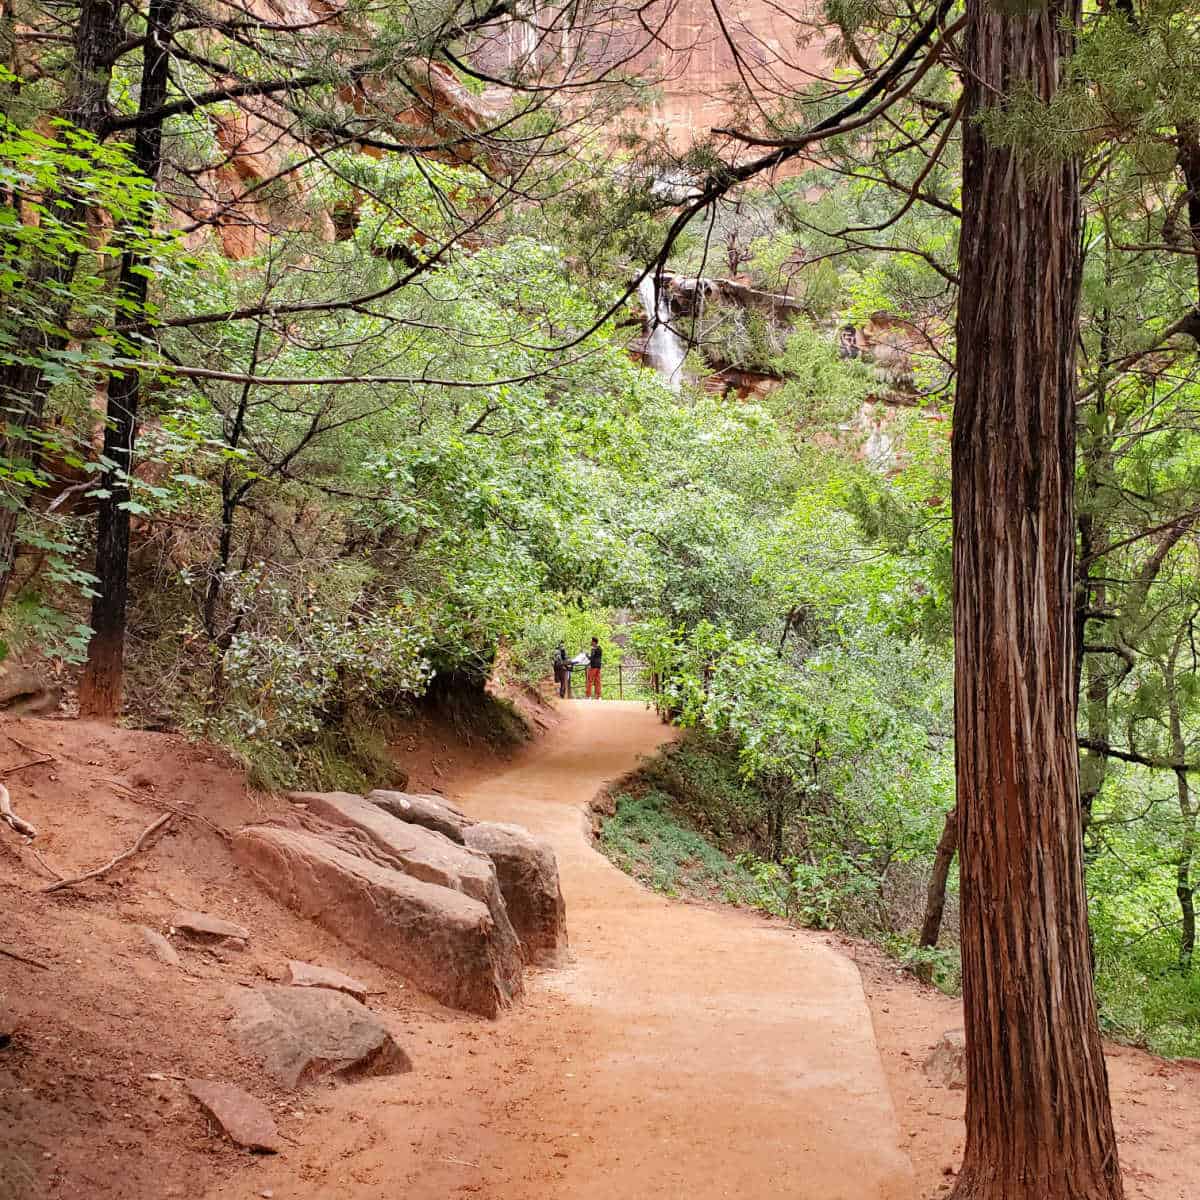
1,702 -> 1197,1200
846,938 -> 1200,1200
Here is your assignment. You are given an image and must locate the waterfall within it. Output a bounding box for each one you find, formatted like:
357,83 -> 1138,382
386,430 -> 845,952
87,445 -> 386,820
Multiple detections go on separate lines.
637,275 -> 687,392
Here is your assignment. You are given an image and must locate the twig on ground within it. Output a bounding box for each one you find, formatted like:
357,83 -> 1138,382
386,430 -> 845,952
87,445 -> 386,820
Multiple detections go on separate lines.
0,783 -> 37,837
41,812 -> 175,894
1,755 -> 54,777
0,944 -> 50,970
5,734 -> 49,757
26,846 -> 63,880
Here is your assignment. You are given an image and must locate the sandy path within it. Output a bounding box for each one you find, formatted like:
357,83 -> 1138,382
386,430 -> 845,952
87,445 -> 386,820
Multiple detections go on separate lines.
209,700 -> 914,1200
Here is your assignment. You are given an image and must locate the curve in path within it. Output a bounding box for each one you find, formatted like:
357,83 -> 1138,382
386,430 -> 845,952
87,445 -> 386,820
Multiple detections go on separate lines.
210,700 -> 915,1200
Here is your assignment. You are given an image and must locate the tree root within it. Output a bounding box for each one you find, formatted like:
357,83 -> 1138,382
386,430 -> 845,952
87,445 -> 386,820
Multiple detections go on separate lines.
0,783 -> 37,838
41,812 -> 174,895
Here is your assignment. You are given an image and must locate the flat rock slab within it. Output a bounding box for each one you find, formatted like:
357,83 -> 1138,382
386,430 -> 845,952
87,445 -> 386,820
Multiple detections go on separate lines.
366,789 -> 476,844
464,822 -> 568,967
227,985 -> 410,1090
141,926 -> 181,967
285,960 -> 369,1003
172,909 -> 250,942
186,1078 -> 281,1152
290,791 -> 523,997
234,825 -> 520,1016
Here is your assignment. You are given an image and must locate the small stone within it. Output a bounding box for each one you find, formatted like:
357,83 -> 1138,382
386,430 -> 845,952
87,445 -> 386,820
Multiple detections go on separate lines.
141,926 -> 181,967
285,961 -> 370,1003
171,909 -> 250,942
186,1078 -> 281,1152
924,1030 -> 966,1090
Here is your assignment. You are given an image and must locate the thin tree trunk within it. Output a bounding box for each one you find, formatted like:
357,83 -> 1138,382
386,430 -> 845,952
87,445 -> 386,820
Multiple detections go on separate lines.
949,0 -> 1123,1196
0,0 -> 121,606
919,806 -> 956,949
78,0 -> 179,717
1166,661 -> 1196,973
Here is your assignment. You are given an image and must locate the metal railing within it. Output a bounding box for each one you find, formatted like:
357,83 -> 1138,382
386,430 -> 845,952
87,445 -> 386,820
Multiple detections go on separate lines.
558,661 -> 656,701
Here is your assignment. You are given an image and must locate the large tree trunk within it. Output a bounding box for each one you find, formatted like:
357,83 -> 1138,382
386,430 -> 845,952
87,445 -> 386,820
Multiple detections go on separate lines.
949,0 -> 1123,1197
78,0 -> 178,716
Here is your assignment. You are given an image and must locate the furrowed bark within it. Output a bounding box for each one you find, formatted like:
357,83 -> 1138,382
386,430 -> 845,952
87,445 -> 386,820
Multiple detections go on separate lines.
949,0 -> 1123,1196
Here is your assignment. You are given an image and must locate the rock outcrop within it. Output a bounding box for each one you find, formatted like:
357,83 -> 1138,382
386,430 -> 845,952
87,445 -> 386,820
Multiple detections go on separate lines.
366,789 -> 476,844
234,825 -> 523,1016
226,984 -> 410,1089
290,790 -> 524,988
464,822 -> 569,968
236,784 -> 567,1012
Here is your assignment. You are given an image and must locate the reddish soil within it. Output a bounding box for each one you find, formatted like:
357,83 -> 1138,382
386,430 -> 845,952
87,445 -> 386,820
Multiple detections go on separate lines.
206,700 -> 913,1200
0,709 -> 519,1200
1,700 -> 1197,1200
845,940 -> 1200,1200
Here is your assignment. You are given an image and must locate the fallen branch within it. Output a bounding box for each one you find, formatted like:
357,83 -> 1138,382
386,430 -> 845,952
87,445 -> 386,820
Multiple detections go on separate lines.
5,733 -> 46,756
41,812 -> 174,895
0,944 -> 50,970
0,783 -> 37,837
1,754 -> 54,777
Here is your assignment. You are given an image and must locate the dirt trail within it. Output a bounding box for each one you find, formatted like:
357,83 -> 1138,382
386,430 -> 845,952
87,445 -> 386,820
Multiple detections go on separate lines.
207,699 -> 914,1200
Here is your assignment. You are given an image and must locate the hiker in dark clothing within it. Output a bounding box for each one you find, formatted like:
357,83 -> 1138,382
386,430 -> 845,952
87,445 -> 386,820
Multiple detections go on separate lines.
586,637 -> 602,699
552,642 -> 570,698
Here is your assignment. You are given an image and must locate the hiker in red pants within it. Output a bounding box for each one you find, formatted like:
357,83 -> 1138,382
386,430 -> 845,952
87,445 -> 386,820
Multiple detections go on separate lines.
585,637 -> 602,699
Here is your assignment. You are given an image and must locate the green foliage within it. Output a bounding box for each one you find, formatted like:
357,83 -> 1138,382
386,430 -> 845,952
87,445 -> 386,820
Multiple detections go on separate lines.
0,108 -> 193,659
599,788 -> 767,905
505,600 -> 620,689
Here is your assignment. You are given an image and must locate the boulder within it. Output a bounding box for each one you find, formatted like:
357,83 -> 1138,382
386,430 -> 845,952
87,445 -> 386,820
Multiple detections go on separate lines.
285,960 -> 370,1003
290,791 -> 523,987
366,789 -> 475,844
0,664 -> 58,714
923,1029 -> 966,1090
463,822 -> 568,967
226,985 -> 410,1090
234,826 -> 521,1016
186,1078 -> 281,1152
171,909 -> 250,942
